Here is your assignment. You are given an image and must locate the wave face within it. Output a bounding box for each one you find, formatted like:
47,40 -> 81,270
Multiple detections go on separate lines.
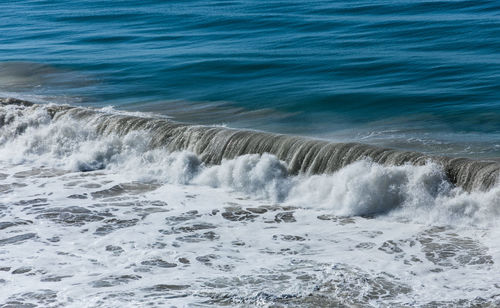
2,0 -> 500,153
2,98 -> 498,193
0,0 -> 500,141
2,97 -> 500,227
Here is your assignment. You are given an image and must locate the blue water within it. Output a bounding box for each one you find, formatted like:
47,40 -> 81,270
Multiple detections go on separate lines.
1,0 -> 500,156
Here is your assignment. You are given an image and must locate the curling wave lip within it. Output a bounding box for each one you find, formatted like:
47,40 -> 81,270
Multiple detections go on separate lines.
2,97 -> 498,192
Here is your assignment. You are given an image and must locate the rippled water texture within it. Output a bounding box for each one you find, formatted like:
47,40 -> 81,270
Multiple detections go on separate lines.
1,0 -> 500,155
1,1 -> 500,307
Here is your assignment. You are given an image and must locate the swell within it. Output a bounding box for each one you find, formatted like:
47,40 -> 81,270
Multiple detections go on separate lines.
1,97 -> 499,192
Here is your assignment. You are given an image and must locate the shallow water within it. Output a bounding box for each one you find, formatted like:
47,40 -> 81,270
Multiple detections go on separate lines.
1,164 -> 500,307
1,102 -> 500,307
1,1 -> 500,307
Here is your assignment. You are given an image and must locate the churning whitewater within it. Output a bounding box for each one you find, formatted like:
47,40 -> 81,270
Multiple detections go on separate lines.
2,97 -> 500,223
1,98 -> 500,307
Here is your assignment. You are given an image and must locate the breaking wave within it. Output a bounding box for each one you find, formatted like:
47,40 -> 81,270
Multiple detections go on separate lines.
1,97 -> 500,225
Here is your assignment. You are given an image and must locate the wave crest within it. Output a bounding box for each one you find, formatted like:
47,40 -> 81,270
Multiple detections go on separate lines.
1,98 -> 500,226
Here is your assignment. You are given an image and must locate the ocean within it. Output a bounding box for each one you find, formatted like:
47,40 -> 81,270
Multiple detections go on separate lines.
1,0 -> 500,306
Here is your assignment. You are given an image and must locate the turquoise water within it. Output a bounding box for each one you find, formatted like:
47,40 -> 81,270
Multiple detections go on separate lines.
3,2 -> 500,306
1,0 -> 500,156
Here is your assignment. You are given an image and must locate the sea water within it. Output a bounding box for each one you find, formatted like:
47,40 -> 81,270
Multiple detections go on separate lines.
1,1 -> 500,307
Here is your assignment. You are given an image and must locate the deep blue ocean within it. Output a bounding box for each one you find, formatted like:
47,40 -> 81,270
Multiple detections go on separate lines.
3,2 -> 500,306
1,0 -> 500,156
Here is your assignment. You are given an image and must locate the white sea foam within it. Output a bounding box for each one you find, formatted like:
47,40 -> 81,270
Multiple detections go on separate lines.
1,103 -> 499,227
1,102 -> 500,306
